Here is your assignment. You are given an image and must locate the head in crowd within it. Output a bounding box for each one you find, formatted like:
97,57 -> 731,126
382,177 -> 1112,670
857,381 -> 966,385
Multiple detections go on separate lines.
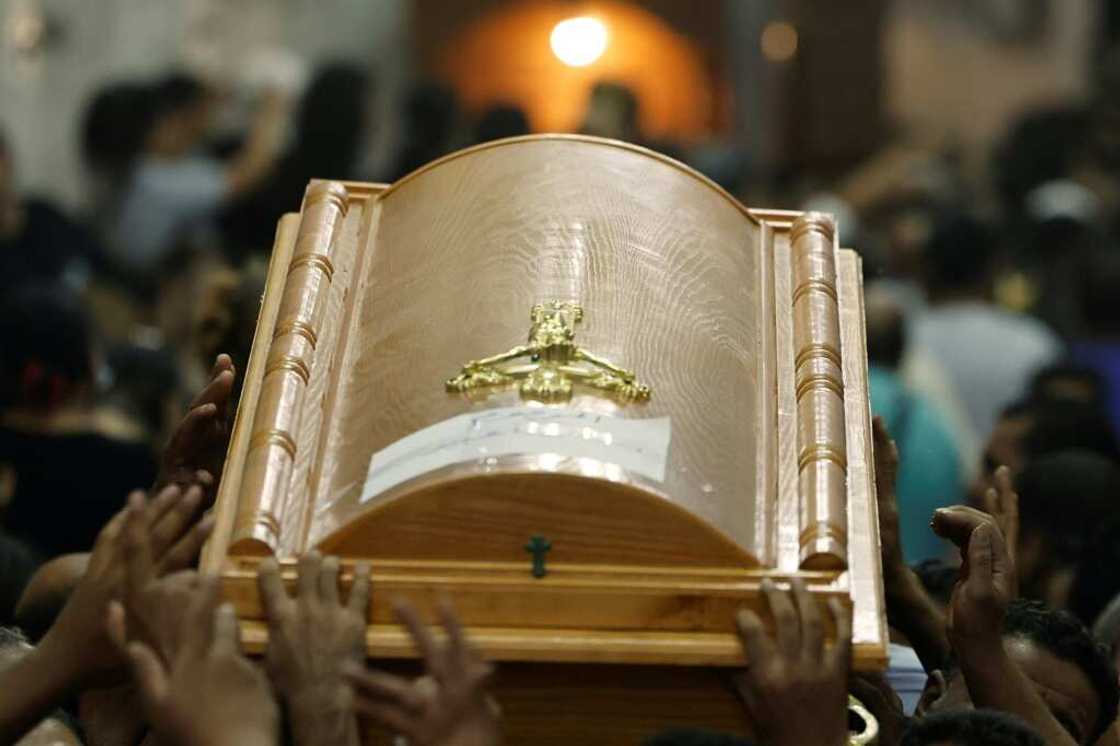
901,709 -> 1045,746
1077,248 -> 1120,338
995,106 -> 1089,216
643,729 -> 754,746
1029,364 -> 1108,410
917,600 -> 1119,746
143,73 -> 216,158
473,103 -> 531,145
920,212 -> 996,303
0,284 -> 95,414
580,81 -> 641,143
866,286 -> 907,370
978,398 -> 1119,488
1068,516 -> 1120,629
392,81 -> 460,178
292,62 -> 373,179
1014,450 -> 1120,603
81,82 -> 156,182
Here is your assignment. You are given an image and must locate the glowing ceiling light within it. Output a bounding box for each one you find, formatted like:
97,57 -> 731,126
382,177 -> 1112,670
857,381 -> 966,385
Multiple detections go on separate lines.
760,20 -> 798,63
550,16 -> 608,67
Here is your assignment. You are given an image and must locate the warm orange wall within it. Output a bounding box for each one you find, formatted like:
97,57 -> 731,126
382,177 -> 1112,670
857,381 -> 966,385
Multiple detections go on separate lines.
431,0 -> 715,141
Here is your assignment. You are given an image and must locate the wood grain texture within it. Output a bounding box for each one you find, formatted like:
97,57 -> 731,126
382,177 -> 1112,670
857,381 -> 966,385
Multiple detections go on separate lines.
232,181 -> 350,552
790,214 -> 848,569
354,661 -> 753,745
837,249 -> 889,663
201,212 -> 301,573
202,136 -> 888,673
312,138 -> 764,563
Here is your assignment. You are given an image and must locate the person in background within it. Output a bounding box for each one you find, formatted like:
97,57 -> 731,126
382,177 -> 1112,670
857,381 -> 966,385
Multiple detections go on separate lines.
920,505 -> 1118,746
911,213 -> 1062,441
112,73 -> 288,281
977,398 -> 1118,498
580,81 -> 641,144
901,709 -> 1045,746
222,63 -> 374,258
1069,516 -> 1120,630
0,285 -> 155,558
472,103 -> 530,145
389,82 -> 460,181
0,129 -> 107,294
1071,249 -> 1120,435
1013,450 -> 1120,608
866,287 -> 962,562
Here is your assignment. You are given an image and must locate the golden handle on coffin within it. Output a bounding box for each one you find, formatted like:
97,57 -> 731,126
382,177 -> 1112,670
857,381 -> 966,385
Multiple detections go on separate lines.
848,694 -> 879,745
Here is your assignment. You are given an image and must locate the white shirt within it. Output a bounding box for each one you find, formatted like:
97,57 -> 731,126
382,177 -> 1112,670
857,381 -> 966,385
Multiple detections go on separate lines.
113,156 -> 229,273
912,301 -> 1062,439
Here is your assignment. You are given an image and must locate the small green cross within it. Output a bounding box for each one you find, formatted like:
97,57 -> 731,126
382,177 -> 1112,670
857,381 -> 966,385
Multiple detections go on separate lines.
525,535 -> 552,578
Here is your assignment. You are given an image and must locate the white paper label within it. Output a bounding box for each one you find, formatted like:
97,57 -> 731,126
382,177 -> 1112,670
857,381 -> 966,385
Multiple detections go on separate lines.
360,406 -> 672,504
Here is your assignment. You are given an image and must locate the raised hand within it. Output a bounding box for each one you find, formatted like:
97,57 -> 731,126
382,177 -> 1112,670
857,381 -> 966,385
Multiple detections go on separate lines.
980,465 -> 1020,584
258,552 -> 371,746
930,506 -> 1078,746
873,417 -> 952,673
932,507 -> 1015,652
38,485 -> 214,686
732,579 -> 852,746
108,578 -> 278,746
156,354 -> 236,498
873,416 -> 905,582
345,600 -> 500,746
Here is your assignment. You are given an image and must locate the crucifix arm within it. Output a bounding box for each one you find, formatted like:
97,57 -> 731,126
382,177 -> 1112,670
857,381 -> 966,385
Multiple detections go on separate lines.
572,348 -> 634,380
469,345 -> 534,368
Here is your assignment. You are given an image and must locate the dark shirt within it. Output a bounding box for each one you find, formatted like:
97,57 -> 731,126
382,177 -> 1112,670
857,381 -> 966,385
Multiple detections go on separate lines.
0,427 -> 156,558
0,199 -> 107,291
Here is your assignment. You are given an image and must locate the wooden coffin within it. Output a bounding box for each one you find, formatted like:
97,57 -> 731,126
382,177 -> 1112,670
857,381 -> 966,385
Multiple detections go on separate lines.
201,135 -> 887,741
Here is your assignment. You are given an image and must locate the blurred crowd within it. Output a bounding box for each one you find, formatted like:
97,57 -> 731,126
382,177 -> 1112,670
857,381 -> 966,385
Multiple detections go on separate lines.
2,38 -> 1120,746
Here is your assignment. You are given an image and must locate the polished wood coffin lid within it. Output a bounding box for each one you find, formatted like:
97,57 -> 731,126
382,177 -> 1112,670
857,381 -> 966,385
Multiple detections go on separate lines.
201,135 -> 887,671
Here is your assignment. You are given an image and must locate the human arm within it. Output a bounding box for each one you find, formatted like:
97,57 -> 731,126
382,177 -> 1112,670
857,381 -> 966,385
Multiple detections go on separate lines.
226,89 -> 289,197
933,507 -> 1078,746
874,417 -> 953,673
109,577 -> 278,746
0,484 -> 211,745
258,552 -> 371,746
732,579 -> 852,746
345,600 -> 501,746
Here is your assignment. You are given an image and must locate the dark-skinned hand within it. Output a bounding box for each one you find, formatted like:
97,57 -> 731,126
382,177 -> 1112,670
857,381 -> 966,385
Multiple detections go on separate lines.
156,354 -> 235,499
932,506 -> 1016,652
733,579 -> 852,746
259,552 -> 371,746
108,577 -> 278,746
345,600 -> 500,746
980,465 -> 1020,591
873,417 -> 906,584
37,485 -> 214,687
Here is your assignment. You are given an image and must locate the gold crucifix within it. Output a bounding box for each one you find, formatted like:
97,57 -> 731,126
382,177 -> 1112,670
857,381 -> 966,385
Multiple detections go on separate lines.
444,301 -> 651,403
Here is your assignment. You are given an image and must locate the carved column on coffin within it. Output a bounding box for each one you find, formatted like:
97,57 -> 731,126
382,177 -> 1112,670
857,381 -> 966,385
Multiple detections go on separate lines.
790,213 -> 849,570
231,181 -> 349,554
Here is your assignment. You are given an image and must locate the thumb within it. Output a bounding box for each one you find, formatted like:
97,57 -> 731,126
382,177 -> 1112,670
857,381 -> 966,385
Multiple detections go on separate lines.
126,641 -> 170,712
